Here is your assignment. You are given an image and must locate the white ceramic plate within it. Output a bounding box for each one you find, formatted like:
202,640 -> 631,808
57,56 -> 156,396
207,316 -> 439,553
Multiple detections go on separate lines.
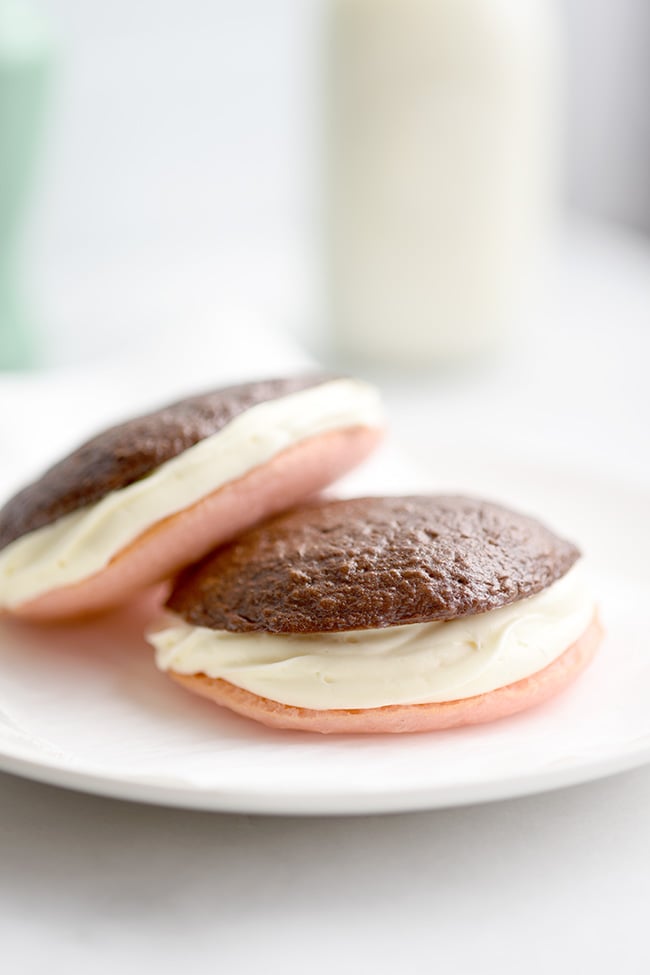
0,449 -> 647,815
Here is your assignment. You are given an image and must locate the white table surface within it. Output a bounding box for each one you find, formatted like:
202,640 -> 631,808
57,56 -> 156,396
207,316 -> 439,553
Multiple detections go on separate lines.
1,220 -> 649,972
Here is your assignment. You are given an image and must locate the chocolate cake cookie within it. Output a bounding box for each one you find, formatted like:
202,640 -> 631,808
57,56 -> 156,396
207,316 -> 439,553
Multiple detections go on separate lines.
0,376 -> 330,549
168,496 -> 580,633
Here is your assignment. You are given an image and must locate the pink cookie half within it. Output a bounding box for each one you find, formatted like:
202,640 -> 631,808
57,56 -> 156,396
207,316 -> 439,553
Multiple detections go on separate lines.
168,616 -> 602,734
12,425 -> 381,621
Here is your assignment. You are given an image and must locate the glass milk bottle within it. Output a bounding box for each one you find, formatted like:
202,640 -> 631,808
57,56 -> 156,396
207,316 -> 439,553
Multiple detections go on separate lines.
324,0 -> 561,365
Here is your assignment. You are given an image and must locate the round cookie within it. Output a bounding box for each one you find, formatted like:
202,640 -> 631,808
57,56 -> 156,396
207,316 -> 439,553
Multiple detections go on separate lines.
168,495 -> 581,632
152,495 -> 600,734
0,376 -> 383,620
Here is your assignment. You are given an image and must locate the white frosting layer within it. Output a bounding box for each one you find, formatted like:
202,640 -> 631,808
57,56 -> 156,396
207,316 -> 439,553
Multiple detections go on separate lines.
150,565 -> 594,709
0,379 -> 382,608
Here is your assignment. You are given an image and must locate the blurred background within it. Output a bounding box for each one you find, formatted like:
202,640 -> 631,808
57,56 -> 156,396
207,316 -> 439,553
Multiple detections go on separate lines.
0,0 -> 648,371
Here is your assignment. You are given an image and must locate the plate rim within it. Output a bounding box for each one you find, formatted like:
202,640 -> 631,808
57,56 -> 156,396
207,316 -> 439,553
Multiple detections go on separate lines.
1,735 -> 650,815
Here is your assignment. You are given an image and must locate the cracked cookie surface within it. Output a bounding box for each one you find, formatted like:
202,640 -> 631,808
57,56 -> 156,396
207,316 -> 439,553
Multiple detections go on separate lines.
167,495 -> 580,633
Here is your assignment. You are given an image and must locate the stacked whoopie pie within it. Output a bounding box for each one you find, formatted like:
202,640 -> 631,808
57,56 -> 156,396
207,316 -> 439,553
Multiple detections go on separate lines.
0,375 -> 600,734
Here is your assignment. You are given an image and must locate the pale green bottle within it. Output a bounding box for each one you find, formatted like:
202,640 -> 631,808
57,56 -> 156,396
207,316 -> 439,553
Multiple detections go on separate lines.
0,0 -> 51,369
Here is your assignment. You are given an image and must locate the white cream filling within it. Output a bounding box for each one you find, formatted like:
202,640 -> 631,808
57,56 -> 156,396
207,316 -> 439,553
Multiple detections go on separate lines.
0,379 -> 382,608
149,565 -> 595,710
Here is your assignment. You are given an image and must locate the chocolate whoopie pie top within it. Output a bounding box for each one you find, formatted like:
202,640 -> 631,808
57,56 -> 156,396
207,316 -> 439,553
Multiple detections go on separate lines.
0,375 -> 331,551
167,495 -> 580,633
